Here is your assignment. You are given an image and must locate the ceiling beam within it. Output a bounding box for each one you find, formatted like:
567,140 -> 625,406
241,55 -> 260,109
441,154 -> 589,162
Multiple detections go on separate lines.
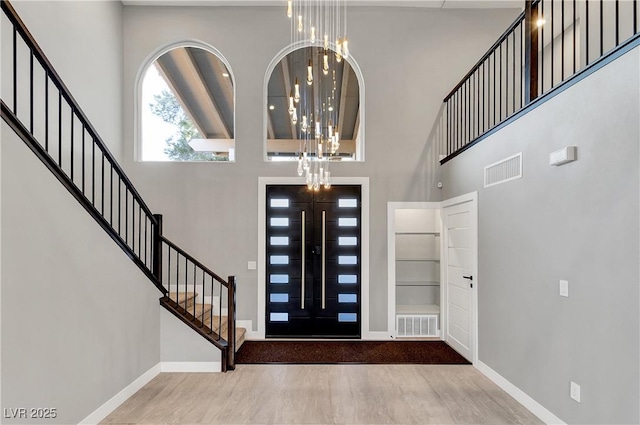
280,56 -> 298,140
154,61 -> 207,138
202,52 -> 234,136
171,47 -> 231,139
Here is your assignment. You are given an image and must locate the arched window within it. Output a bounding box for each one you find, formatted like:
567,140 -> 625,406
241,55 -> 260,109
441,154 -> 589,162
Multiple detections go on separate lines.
138,43 -> 235,162
264,45 -> 364,161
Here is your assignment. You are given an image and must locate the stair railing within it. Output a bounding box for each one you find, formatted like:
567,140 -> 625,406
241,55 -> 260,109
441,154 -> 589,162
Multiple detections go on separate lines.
441,0 -> 640,162
1,0 -> 236,371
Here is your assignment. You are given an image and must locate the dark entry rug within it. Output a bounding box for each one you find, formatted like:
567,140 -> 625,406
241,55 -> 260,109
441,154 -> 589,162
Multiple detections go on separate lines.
235,341 -> 470,365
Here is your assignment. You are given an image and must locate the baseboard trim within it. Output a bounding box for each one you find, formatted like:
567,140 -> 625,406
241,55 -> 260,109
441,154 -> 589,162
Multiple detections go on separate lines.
363,331 -> 392,340
160,361 -> 221,372
475,360 -> 566,425
78,363 -> 161,425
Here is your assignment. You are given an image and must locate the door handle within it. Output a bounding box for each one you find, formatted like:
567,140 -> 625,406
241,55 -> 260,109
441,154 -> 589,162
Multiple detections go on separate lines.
321,210 -> 326,310
301,210 -> 305,310
463,275 -> 473,288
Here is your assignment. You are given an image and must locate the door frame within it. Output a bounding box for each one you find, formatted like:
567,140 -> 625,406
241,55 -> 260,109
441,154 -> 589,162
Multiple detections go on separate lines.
441,191 -> 478,364
257,177 -> 370,339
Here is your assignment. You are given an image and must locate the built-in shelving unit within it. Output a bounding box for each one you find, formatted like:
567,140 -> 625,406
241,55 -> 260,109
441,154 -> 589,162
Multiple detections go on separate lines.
388,203 -> 442,338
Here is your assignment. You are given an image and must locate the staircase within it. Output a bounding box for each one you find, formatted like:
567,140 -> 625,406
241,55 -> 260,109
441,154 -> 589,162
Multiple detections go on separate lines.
0,0 -> 242,371
163,292 -> 246,350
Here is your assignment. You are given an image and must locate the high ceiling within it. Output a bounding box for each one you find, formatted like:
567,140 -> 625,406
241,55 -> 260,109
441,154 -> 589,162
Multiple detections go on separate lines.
123,0 -> 522,9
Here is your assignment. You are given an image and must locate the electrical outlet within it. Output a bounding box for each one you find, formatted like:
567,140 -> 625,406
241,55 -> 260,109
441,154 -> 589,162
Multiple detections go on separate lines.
570,381 -> 581,402
559,280 -> 569,297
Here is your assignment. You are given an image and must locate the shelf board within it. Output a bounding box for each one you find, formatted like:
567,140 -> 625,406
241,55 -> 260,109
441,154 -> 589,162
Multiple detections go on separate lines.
396,258 -> 440,262
395,232 -> 440,235
396,304 -> 440,315
396,281 -> 440,287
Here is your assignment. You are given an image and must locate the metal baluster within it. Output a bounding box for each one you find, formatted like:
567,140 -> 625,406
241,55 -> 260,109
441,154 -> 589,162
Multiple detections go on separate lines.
561,0 -> 565,82
81,126 -> 85,194
138,205 -> 142,259
110,166 -> 113,225
125,188 -> 129,245
499,44 -> 502,121
512,30 -> 516,111
505,37 -> 509,116
91,138 -> 95,205
13,27 -> 16,113
217,277 -> 222,338
70,111 -> 74,182
600,0 -> 604,56
573,0 -> 589,74
176,251 -> 180,306
634,0 -> 637,35
193,263 -> 196,318
118,177 -> 122,234
184,256 -> 188,310
167,246 -> 172,295
615,0 -> 619,46
45,72 -> 48,151
101,153 -> 105,215
551,0 -> 555,88
586,0 -> 590,65
493,51 -> 496,127
201,268 -> 206,328
541,0 -> 544,93
58,92 -> 62,167
29,51 -> 33,134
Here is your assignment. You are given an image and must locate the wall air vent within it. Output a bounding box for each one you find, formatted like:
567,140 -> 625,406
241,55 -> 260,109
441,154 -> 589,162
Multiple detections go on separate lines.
484,152 -> 523,188
396,314 -> 438,337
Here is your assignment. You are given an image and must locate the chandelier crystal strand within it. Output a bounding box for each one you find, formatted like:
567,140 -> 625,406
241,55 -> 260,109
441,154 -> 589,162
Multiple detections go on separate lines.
288,0 -> 349,190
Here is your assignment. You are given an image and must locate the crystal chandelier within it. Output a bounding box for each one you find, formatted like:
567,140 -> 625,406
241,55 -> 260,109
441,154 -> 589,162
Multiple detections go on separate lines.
286,0 -> 350,190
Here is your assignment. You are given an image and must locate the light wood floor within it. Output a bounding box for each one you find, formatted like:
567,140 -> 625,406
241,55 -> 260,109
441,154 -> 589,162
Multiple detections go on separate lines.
101,364 -> 544,425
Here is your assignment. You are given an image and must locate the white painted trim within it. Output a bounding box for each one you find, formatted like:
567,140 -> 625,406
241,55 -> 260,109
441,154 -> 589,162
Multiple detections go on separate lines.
386,202 -> 442,339
160,362 -> 221,372
257,177 -> 370,339
475,360 -> 566,425
133,39 -> 236,163
441,191 -> 478,364
236,319 -> 252,333
362,331 -> 391,340
78,363 -> 161,425
262,41 -> 366,162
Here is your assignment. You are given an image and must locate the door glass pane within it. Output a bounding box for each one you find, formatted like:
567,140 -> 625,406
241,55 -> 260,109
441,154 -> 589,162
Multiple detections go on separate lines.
270,293 -> 289,303
338,198 -> 358,208
338,236 -> 357,246
270,255 -> 289,265
270,236 -> 289,246
338,275 -> 357,284
270,198 -> 290,208
270,217 -> 289,227
270,274 -> 289,284
338,293 -> 357,303
270,312 -> 289,322
338,255 -> 357,265
338,313 -> 357,322
338,217 -> 357,227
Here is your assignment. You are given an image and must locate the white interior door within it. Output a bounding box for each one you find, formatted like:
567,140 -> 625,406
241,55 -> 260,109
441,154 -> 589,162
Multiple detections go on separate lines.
442,194 -> 477,363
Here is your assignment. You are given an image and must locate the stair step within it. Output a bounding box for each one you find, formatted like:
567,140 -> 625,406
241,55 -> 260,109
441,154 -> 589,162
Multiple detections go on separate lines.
169,292 -> 198,309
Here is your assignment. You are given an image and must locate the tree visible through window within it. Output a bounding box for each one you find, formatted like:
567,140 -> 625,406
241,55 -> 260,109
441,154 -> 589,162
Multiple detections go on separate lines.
149,87 -> 226,161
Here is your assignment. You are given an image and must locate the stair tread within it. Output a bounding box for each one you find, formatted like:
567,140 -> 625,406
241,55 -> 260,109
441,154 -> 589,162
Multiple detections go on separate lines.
169,292 -> 198,303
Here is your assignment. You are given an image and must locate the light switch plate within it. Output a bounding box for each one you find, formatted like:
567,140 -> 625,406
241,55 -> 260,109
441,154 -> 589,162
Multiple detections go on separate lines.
570,381 -> 581,402
248,261 -> 257,270
559,280 -> 569,297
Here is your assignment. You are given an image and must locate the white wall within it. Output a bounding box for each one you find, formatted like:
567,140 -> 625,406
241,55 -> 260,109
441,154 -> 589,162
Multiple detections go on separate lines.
441,46 -> 640,424
1,1 -> 161,423
122,5 -> 521,333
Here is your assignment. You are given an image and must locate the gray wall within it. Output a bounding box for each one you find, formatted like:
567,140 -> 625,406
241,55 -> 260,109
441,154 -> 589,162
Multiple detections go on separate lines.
1,1 -> 160,423
440,47 -> 640,424
122,5 -> 520,332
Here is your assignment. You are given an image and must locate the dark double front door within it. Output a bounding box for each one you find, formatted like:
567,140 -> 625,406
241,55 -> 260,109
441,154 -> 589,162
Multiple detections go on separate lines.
266,185 -> 362,338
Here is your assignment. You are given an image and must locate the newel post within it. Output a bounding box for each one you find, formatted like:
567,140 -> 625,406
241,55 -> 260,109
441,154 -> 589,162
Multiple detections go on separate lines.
152,214 -> 163,285
226,275 -> 237,371
524,0 -> 539,103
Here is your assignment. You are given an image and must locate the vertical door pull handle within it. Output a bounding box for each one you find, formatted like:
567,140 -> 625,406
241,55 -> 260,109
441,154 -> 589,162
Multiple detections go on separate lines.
301,210 -> 305,310
322,210 -> 326,310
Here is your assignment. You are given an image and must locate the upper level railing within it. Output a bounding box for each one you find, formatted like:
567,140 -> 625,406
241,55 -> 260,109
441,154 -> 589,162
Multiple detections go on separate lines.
1,0 -> 236,371
441,0 -> 640,162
